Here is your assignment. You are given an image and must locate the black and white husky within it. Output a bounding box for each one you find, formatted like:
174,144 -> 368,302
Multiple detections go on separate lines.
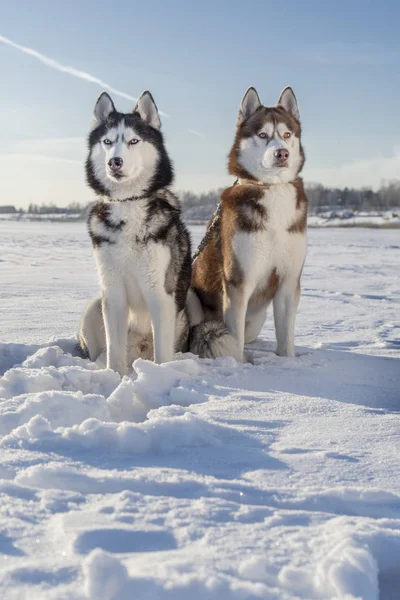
79,91 -> 191,375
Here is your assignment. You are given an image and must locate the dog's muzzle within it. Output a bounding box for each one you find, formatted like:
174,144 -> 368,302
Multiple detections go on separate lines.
108,157 -> 123,172
274,148 -> 289,167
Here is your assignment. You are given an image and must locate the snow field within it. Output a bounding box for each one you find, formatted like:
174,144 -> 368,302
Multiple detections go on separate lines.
0,222 -> 399,599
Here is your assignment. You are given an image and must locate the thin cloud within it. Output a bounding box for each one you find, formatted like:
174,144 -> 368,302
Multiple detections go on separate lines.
0,34 -> 205,136
0,153 -> 82,165
10,137 -> 85,154
6,137 -> 86,165
304,147 -> 400,190
300,42 -> 400,67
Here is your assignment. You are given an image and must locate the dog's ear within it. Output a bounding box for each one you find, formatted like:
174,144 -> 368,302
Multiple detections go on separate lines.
238,87 -> 261,124
93,92 -> 116,124
134,91 -> 161,130
277,87 -> 299,120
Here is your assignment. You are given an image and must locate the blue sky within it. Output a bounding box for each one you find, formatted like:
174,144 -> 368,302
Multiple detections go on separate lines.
1,0 -> 399,207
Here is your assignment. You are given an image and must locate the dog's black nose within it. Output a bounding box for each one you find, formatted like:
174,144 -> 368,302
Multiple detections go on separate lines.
275,149 -> 289,161
108,157 -> 123,171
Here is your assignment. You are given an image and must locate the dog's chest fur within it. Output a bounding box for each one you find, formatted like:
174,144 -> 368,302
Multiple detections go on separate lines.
236,185 -> 305,284
221,182 -> 307,300
88,199 -> 172,310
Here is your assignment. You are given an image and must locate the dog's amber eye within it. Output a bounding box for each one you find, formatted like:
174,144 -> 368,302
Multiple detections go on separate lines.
258,132 -> 267,139
129,139 -> 139,145
103,139 -> 112,145
283,132 -> 292,139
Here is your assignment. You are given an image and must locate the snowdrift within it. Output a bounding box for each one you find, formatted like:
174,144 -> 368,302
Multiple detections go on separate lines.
0,223 -> 399,599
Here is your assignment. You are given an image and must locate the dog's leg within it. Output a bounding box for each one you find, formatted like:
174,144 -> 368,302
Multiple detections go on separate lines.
146,290 -> 176,364
186,288 -> 204,327
223,284 -> 248,360
244,305 -> 268,344
79,295 -> 105,361
273,281 -> 300,357
102,287 -> 129,376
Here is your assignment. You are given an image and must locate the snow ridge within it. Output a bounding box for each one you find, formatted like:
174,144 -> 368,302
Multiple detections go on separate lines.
0,338 -> 399,600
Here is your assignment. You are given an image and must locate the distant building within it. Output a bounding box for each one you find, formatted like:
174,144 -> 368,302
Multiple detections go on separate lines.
0,205 -> 17,214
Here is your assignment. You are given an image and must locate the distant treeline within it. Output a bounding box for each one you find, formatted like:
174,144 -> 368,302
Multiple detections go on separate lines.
25,202 -> 87,215
0,202 -> 88,215
0,202 -> 91,218
306,180 -> 400,212
1,180 -> 399,220
180,180 -> 400,221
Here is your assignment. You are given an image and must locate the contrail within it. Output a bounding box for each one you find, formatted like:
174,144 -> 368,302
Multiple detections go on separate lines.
188,129 -> 206,138
0,34 -> 206,136
0,34 -> 169,117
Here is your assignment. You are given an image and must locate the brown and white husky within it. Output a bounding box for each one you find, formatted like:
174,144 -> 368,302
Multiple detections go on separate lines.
190,86 -> 308,361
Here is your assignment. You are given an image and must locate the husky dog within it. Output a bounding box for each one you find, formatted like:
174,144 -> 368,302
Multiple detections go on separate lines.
79,91 -> 191,375
191,86 -> 307,360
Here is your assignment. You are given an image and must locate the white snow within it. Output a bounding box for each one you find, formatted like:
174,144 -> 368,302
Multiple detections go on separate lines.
1,208 -> 399,229
307,210 -> 400,229
0,221 -> 399,599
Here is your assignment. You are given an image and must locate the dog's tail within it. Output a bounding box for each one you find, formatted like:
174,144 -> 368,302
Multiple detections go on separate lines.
189,320 -> 242,362
186,288 -> 242,361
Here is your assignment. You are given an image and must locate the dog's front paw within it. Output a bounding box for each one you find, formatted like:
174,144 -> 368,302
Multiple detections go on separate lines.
276,346 -> 296,358
107,359 -> 127,377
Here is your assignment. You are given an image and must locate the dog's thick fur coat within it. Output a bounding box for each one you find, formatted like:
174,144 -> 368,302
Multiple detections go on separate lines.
79,91 -> 191,375
191,86 -> 308,360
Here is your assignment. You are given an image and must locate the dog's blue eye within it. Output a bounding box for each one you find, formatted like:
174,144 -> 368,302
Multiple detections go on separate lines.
103,139 -> 112,145
129,139 -> 139,145
258,132 -> 267,139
